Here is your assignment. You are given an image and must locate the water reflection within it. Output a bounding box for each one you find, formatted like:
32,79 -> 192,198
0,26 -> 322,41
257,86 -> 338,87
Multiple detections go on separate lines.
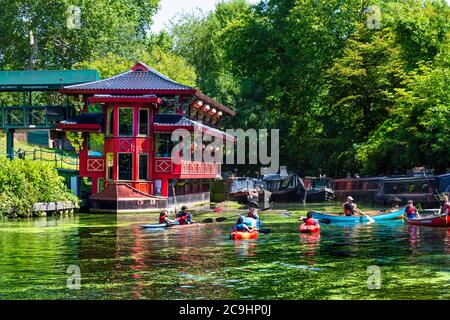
234,240 -> 258,258
0,213 -> 449,299
299,232 -> 320,263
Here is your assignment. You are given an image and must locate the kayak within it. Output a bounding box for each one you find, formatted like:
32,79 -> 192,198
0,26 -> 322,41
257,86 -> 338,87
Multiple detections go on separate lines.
142,222 -> 205,229
312,208 -> 405,223
300,224 -> 320,233
406,215 -> 449,227
230,231 -> 258,240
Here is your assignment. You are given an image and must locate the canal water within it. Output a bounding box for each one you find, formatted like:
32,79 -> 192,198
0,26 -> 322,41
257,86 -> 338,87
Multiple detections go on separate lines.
0,208 -> 448,300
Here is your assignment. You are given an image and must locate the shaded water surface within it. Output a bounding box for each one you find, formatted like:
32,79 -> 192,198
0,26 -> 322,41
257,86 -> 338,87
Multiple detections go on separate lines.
0,211 -> 448,299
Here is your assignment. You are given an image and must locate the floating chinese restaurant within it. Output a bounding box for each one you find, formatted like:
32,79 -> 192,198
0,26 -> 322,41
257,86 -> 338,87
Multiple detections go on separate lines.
57,62 -> 236,213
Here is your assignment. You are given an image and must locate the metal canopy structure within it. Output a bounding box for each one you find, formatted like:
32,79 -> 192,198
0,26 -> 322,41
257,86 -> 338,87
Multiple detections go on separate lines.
0,69 -> 100,159
0,70 -> 100,91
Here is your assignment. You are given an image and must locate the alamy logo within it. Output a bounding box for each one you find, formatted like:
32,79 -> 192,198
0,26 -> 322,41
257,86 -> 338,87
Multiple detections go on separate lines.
367,265 -> 381,289
67,5 -> 81,30
67,265 -> 81,290
170,127 -> 280,174
366,5 -> 382,30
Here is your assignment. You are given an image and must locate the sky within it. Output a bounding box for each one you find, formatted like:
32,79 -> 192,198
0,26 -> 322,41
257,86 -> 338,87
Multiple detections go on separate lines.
151,0 -> 260,33
151,0 -> 450,33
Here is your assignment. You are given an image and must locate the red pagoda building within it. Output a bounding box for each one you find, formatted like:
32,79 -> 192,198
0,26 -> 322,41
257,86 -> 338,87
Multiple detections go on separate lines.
57,62 -> 235,213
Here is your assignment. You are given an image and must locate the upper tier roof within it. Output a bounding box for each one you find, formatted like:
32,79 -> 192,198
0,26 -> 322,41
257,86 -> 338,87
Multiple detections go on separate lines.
60,62 -> 235,116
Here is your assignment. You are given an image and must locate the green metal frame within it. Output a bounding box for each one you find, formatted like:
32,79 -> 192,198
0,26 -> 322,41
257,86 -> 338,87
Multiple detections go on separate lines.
0,105 -> 72,129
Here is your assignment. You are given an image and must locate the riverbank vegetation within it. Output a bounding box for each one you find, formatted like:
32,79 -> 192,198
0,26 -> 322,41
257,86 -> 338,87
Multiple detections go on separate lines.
0,0 -> 448,177
0,158 -> 78,218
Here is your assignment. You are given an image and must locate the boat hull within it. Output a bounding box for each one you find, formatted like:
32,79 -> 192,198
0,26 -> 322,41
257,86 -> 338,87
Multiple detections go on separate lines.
306,188 -> 335,202
313,208 -> 405,223
230,231 -> 258,240
142,222 -> 205,229
300,224 -> 320,233
406,215 -> 449,227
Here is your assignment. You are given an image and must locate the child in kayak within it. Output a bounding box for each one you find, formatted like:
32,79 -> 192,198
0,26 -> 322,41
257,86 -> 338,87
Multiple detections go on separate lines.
234,216 -> 254,232
159,210 -> 175,224
404,200 -> 419,219
301,211 -> 319,226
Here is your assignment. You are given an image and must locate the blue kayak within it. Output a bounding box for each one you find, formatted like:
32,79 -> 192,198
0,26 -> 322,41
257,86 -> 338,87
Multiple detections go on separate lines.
312,208 -> 405,223
141,223 -> 169,229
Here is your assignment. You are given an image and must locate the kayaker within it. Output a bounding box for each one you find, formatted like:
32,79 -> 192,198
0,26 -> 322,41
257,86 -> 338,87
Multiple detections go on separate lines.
440,195 -> 450,216
176,206 -> 188,218
247,207 -> 260,220
301,211 -> 319,226
404,200 -> 419,219
178,212 -> 191,225
177,206 -> 193,223
343,196 -> 357,216
233,216 -> 254,232
159,210 -> 175,224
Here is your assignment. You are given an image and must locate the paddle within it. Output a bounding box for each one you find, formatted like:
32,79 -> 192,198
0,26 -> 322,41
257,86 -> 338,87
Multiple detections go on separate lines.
201,216 -> 233,223
355,208 -> 375,223
255,228 -> 271,234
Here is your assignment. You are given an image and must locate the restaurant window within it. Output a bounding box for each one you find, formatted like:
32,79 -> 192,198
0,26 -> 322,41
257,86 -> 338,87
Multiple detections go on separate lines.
118,108 -> 133,136
118,153 -> 133,180
154,179 -> 162,195
160,96 -> 178,114
98,178 -> 105,193
422,183 -> 428,192
182,96 -> 191,114
408,184 -> 415,193
107,108 -> 114,136
138,154 -> 148,180
168,180 -> 175,196
106,153 -> 114,180
139,109 -> 149,136
87,133 -> 104,157
177,180 -> 185,195
155,133 -> 174,157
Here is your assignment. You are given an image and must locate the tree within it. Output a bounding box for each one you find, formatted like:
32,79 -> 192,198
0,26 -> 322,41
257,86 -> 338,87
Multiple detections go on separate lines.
0,0 -> 160,70
73,46 -> 196,86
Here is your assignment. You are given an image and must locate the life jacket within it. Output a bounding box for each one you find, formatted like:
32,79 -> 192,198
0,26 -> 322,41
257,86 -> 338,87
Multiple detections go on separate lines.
343,202 -> 354,215
406,205 -> 416,215
305,218 -> 316,226
159,215 -> 167,224
179,215 -> 187,225
235,223 -> 246,231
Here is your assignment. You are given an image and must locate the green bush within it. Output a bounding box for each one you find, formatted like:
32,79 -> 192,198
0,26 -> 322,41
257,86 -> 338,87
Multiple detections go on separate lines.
0,158 -> 79,218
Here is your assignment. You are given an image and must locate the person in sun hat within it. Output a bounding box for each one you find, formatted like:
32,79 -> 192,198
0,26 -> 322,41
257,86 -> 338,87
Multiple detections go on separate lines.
343,196 -> 357,216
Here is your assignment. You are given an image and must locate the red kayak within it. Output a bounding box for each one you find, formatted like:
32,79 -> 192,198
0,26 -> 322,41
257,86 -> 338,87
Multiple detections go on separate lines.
406,215 -> 449,227
300,224 -> 320,233
230,231 -> 258,240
